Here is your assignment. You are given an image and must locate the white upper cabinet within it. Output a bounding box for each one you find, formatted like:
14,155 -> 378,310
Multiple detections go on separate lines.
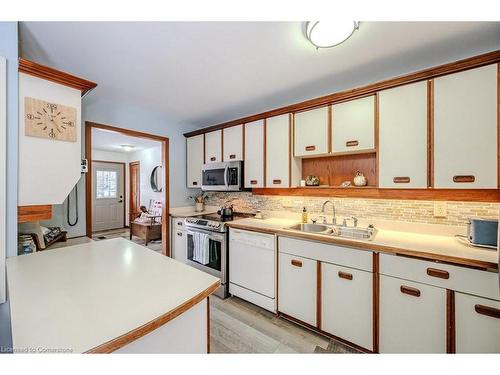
379,82 -> 428,188
332,96 -> 375,153
294,106 -> 330,157
204,129 -> 222,163
186,134 -> 204,188
266,114 -> 298,188
223,125 -> 243,161
433,64 -> 498,188
244,120 -> 264,188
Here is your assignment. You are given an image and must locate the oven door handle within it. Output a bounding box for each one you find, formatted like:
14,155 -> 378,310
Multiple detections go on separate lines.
186,228 -> 225,240
224,165 -> 229,187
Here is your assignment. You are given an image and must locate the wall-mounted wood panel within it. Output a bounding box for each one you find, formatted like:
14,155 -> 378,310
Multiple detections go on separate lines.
302,153 -> 377,187
18,205 -> 52,223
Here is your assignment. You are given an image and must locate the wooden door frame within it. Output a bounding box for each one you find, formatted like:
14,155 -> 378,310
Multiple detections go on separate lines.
129,160 -> 140,223
85,121 -> 170,256
91,160 -> 127,231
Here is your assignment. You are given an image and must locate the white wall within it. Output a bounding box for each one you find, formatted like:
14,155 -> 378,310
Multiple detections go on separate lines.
0,56 -> 6,304
18,73 -> 82,206
129,146 -> 163,209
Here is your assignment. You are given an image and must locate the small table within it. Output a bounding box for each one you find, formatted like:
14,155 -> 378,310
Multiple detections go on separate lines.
129,216 -> 162,246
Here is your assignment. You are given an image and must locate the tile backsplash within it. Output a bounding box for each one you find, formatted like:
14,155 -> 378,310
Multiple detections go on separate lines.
205,192 -> 499,227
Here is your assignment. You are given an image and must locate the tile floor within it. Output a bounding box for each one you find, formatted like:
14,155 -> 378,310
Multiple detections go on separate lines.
209,296 -> 361,354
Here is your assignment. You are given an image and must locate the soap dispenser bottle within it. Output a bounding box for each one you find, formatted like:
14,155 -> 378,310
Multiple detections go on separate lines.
302,207 -> 308,224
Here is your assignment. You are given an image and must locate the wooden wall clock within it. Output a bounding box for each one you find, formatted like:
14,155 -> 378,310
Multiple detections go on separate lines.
24,97 -> 77,142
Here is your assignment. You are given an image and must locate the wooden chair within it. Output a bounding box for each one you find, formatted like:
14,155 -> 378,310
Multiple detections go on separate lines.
129,199 -> 162,246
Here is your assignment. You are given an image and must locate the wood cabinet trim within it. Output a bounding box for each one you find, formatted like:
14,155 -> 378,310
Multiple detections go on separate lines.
373,253 -> 380,353
446,290 -> 456,353
374,93 -> 379,187
19,58 -> 97,96
184,50 -> 500,138
497,63 -> 500,188
328,105 -> 332,154
427,79 -> 434,188
316,261 -> 321,330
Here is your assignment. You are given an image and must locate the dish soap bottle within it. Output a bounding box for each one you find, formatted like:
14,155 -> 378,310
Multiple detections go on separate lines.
302,207 -> 308,223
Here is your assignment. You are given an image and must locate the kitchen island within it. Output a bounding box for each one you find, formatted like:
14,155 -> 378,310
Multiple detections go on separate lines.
6,238 -> 219,353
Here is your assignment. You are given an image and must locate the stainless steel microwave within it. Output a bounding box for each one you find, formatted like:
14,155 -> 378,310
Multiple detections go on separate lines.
201,161 -> 243,191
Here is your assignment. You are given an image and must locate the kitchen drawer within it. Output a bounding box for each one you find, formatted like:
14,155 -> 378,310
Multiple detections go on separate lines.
278,236 -> 372,272
379,253 -> 500,300
172,217 -> 185,230
321,262 -> 373,350
278,253 -> 317,326
455,292 -> 500,353
379,275 -> 446,353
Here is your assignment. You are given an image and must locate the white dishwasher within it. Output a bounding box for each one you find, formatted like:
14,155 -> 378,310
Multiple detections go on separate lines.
229,228 -> 276,312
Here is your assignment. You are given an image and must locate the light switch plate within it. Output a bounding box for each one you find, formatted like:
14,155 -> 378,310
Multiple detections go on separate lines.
433,201 -> 447,218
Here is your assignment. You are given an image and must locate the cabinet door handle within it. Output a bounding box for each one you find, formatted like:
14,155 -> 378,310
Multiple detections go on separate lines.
427,268 -> 449,279
393,176 -> 411,184
291,259 -> 302,267
250,180 -> 258,185
475,304 -> 500,319
345,140 -> 359,147
273,179 -> 282,185
210,156 -> 216,162
453,175 -> 475,183
192,181 -> 198,186
400,285 -> 421,297
229,154 -> 236,159
338,271 -> 353,280
305,145 -> 316,151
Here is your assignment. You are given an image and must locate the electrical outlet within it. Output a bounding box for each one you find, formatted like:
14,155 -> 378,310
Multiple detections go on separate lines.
433,201 -> 447,218
281,198 -> 292,208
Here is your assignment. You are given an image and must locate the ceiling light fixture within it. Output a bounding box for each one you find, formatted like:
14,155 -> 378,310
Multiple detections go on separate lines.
120,144 -> 135,152
305,21 -> 359,49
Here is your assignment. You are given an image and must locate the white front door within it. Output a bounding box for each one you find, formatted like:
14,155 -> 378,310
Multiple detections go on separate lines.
92,161 -> 125,232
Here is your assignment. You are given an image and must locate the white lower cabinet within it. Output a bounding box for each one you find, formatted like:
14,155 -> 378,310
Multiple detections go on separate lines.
278,253 -> 317,326
455,293 -> 500,353
171,218 -> 187,263
321,262 -> 373,350
379,275 -> 446,353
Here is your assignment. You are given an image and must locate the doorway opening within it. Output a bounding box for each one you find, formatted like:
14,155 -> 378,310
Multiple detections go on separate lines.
85,122 -> 169,256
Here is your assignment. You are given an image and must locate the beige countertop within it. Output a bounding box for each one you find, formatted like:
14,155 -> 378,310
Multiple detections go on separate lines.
7,238 -> 219,353
169,205 -> 219,218
226,218 -> 498,270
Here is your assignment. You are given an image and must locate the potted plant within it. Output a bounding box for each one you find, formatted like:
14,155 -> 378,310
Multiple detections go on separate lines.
189,193 -> 208,212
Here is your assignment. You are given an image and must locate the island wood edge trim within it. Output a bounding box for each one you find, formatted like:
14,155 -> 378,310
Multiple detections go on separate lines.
223,222 -> 498,270
85,281 -> 220,353
19,58 -> 97,96
184,49 -> 500,137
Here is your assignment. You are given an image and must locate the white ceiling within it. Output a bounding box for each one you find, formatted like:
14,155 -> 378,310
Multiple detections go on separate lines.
92,127 -> 160,153
20,22 -> 500,129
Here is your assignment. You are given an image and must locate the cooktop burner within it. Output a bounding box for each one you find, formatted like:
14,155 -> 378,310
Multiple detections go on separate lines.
184,212 -> 254,232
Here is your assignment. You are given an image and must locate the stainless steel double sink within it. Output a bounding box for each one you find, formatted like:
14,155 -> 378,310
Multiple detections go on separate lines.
286,223 -> 376,240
